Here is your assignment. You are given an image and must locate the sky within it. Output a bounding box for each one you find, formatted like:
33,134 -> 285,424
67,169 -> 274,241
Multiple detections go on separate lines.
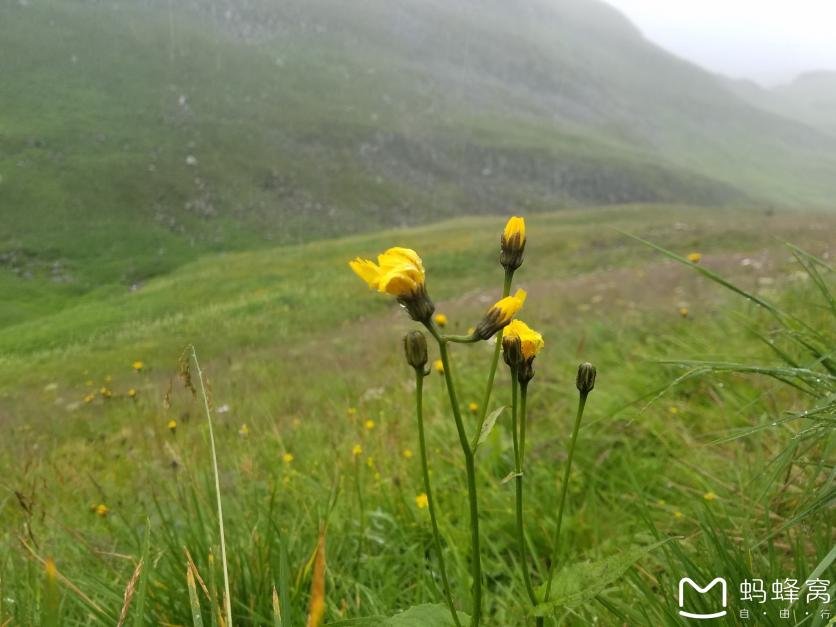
602,0 -> 836,86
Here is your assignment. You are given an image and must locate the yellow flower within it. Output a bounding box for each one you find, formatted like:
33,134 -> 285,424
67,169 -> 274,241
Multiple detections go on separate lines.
167,419 -> 177,433
415,493 -> 429,509
403,448 -> 414,459
434,313 -> 448,327
99,387 -> 112,399
468,402 -> 479,413
133,360 -> 144,371
475,289 -> 527,339
94,503 -> 109,518
283,452 -> 294,464
687,252 -> 702,264
347,407 -> 357,416
502,319 -> 544,360
366,456 -> 375,469
433,359 -> 444,374
673,510 -> 684,519
668,406 -> 679,415
678,306 -> 689,318
239,424 -> 250,436
703,491 -> 718,501
83,393 -> 95,404
352,443 -> 362,457
127,388 -> 137,398
364,419 -> 375,431
500,216 -> 526,271
349,247 -> 425,298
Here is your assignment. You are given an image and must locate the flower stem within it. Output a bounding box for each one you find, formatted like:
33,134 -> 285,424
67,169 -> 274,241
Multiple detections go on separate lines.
427,324 -> 482,627
543,392 -> 588,602
414,369 -> 462,627
471,269 -> 514,449
512,376 -> 538,610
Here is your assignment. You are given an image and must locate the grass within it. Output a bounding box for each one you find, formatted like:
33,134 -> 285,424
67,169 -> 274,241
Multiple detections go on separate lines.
0,205 -> 833,624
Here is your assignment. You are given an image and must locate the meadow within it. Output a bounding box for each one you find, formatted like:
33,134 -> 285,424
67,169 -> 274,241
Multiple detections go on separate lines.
0,205 -> 833,625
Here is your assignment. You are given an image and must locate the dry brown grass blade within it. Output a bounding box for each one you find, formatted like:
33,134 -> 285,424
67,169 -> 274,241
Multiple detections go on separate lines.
116,557 -> 144,627
305,526 -> 327,627
184,547 -> 211,602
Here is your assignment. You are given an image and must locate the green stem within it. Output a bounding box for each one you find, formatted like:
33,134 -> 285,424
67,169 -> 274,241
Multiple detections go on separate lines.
415,370 -> 462,627
543,392 -> 588,602
427,324 -> 482,627
444,334 -> 481,344
512,376 -> 538,609
471,269 -> 514,449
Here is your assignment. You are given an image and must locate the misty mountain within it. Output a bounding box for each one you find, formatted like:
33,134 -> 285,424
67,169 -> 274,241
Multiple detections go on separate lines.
729,71 -> 836,137
2,0 -> 835,301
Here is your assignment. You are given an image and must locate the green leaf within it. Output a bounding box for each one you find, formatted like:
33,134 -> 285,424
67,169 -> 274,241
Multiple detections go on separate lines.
327,604 -> 469,626
534,539 -> 673,616
474,405 -> 507,450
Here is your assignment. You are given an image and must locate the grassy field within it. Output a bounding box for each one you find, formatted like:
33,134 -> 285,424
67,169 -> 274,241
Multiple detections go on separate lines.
0,205 -> 833,625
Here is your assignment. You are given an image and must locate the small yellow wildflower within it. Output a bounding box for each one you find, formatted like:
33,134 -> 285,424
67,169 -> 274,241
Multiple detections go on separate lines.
403,448 -> 414,459
352,443 -> 362,457
468,402 -> 479,413
239,424 -> 250,436
94,503 -> 109,518
668,406 -> 679,415
132,360 -> 144,372
347,407 -> 357,416
433,359 -> 444,374
673,510 -> 684,519
83,393 -> 95,404
349,247 -> 426,298
167,419 -> 177,433
475,289 -> 527,339
687,252 -> 702,264
366,456 -> 375,469
500,216 -> 526,270
415,493 -> 429,509
703,491 -> 718,501
283,452 -> 294,464
99,387 -> 112,399
678,306 -> 689,318
502,319 -> 544,359
364,419 -> 375,431
127,388 -> 137,399
434,313 -> 448,327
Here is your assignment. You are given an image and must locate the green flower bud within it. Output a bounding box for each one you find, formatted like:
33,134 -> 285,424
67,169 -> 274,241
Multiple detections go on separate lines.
403,331 -> 428,371
576,362 -> 596,394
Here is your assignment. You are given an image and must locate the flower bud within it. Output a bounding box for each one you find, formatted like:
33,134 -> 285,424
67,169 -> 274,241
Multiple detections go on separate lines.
500,216 -> 526,271
502,334 -> 523,369
474,289 -> 527,340
403,331 -> 428,371
576,362 -> 596,394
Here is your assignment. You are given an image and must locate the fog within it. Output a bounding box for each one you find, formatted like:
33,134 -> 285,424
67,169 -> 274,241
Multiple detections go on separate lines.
603,0 -> 836,85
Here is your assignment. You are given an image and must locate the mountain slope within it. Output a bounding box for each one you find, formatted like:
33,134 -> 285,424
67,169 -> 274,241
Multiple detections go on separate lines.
2,0 -> 835,326
729,71 -> 836,137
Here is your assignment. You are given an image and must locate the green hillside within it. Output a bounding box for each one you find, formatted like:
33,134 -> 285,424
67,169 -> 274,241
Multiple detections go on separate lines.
3,0 -> 836,327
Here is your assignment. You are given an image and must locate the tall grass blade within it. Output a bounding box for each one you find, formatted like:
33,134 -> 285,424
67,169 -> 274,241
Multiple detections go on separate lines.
187,566 -> 205,627
130,518 -> 152,626
190,346 -> 234,627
